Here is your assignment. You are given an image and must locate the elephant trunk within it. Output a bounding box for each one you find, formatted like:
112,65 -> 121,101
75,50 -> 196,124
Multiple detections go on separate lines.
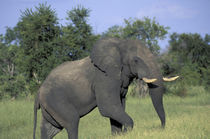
149,83 -> 165,127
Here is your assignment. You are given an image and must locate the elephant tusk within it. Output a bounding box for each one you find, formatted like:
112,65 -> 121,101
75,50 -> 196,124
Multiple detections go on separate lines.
142,78 -> 157,83
163,76 -> 179,81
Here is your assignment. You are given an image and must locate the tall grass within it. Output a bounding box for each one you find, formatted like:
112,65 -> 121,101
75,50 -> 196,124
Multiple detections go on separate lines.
0,86 -> 209,139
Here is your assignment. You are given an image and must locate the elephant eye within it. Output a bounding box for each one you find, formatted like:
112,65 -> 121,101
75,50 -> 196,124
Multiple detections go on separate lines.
133,57 -> 140,63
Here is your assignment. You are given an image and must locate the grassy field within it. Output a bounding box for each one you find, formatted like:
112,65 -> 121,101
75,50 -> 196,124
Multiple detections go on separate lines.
0,86 -> 210,139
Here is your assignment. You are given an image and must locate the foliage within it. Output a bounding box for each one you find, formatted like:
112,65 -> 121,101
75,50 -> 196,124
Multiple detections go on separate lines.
169,33 -> 210,69
102,25 -> 123,38
201,66 -> 210,90
62,6 -> 99,60
0,3 -> 98,98
127,80 -> 149,98
161,33 -> 210,95
103,17 -> 169,55
0,74 -> 28,99
0,38 -> 25,99
0,3 -> 209,99
15,3 -> 61,85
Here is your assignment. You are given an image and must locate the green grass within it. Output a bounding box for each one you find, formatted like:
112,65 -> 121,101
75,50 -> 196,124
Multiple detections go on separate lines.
0,86 -> 210,139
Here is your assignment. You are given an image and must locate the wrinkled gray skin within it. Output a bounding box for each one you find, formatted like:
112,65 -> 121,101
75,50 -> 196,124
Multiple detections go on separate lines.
33,38 -> 165,139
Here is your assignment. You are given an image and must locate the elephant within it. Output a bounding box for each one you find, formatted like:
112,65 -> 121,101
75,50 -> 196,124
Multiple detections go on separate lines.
33,37 -> 178,139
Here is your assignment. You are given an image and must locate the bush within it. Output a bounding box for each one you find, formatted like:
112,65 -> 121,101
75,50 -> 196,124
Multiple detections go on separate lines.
187,86 -> 206,96
201,66 -> 210,90
0,74 -> 29,99
163,61 -> 205,96
127,79 -> 149,98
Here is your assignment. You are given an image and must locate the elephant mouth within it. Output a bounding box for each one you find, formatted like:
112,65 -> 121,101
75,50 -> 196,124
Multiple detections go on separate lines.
142,76 -> 179,83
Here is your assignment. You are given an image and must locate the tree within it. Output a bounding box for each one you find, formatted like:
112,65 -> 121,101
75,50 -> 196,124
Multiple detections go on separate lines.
169,33 -> 209,68
0,33 -> 27,99
102,25 -> 123,38
161,33 -> 210,94
103,17 -> 169,55
15,3 -> 61,92
62,6 -> 99,60
163,33 -> 210,75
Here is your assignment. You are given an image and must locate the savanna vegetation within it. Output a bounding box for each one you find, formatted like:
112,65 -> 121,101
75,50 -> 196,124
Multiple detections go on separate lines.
0,3 -> 210,139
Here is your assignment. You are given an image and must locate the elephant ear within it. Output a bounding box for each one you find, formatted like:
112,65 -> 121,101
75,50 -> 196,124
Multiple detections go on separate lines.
90,39 -> 122,80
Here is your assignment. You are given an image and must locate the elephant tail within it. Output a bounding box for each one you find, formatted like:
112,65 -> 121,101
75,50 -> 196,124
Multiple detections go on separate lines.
33,92 -> 40,139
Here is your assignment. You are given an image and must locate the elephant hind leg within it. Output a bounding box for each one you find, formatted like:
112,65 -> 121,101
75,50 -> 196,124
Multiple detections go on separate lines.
41,116 -> 62,139
46,101 -> 80,139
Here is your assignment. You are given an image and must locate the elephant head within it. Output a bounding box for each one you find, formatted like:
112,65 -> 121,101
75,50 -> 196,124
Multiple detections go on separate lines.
90,37 -> 178,127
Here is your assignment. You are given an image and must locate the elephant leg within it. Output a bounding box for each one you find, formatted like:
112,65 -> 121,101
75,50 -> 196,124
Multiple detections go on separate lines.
46,100 -> 80,139
101,101 -> 133,132
110,118 -> 122,134
41,116 -> 62,139
66,115 -> 79,139
110,97 -> 126,134
95,80 -> 133,132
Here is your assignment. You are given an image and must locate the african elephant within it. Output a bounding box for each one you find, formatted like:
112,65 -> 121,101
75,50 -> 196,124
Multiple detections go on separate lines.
33,37 -> 178,139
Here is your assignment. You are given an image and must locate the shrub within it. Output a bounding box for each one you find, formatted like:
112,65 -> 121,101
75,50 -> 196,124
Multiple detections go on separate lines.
0,74 -> 28,99
127,79 -> 149,98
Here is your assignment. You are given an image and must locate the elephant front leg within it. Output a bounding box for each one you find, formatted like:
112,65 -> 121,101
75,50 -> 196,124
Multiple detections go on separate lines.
110,118 -> 122,134
104,103 -> 133,133
95,80 -> 133,133
109,97 -> 126,134
100,104 -> 133,133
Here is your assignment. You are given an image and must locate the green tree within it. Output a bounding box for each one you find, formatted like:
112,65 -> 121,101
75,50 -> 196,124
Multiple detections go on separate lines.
102,25 -> 123,38
4,27 -> 19,44
161,33 -> 210,94
15,3 -> 61,92
103,17 -> 169,55
0,4 -> 100,98
0,33 -> 27,99
62,6 -> 99,60
163,33 -> 210,76
169,33 -> 209,68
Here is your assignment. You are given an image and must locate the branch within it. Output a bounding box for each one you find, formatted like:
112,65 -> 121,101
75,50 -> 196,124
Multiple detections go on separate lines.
0,64 -> 8,74
33,72 -> 41,84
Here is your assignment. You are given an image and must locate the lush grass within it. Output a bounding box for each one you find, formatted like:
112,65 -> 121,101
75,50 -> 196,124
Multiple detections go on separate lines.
0,86 -> 210,139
